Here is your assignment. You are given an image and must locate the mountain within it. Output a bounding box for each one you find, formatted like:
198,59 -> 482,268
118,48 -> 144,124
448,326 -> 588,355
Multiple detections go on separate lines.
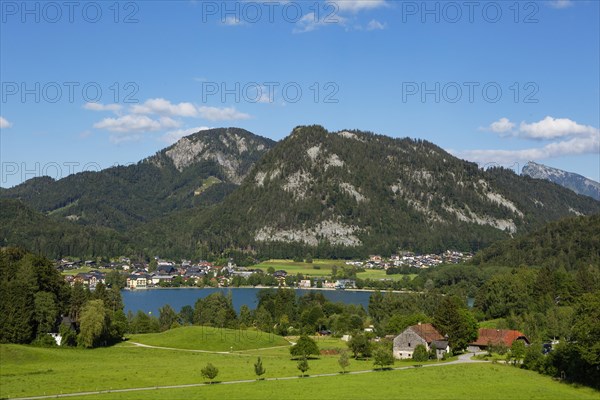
522,161 -> 600,201
471,214 -> 600,270
3,125 -> 599,259
1,128 -> 275,231
0,198 -> 129,258
153,125 -> 600,258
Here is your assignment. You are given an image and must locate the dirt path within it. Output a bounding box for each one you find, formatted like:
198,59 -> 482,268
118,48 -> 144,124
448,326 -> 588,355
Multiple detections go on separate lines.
126,341 -> 292,356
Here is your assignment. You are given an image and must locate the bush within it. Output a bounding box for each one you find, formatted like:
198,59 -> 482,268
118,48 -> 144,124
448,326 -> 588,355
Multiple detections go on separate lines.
32,334 -> 57,347
412,344 -> 429,362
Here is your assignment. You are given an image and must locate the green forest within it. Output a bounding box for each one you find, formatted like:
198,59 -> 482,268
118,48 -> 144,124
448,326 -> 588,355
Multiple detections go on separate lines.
1,126 -> 599,260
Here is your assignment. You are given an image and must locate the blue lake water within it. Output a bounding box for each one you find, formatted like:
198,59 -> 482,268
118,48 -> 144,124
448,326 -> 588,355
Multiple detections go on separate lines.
122,288 -> 373,315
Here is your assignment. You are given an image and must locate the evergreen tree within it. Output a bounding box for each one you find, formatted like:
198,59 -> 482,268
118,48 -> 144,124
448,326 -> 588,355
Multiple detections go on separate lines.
254,357 -> 266,379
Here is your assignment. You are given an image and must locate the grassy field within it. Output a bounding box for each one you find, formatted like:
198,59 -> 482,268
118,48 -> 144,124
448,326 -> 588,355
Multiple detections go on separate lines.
254,259 -> 414,282
3,350 -> 598,400
0,330 -> 454,399
2,328 -> 598,399
78,364 -> 600,400
61,267 -> 94,276
128,326 -> 290,352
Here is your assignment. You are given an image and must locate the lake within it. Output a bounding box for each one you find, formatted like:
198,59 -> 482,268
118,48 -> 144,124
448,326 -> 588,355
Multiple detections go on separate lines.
122,288 -> 374,315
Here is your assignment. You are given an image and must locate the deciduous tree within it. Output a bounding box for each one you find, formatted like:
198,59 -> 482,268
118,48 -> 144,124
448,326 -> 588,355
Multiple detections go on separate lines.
201,363 -> 219,383
290,335 -> 319,359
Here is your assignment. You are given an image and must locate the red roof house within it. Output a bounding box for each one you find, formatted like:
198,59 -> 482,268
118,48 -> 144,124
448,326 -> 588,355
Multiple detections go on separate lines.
470,328 -> 529,349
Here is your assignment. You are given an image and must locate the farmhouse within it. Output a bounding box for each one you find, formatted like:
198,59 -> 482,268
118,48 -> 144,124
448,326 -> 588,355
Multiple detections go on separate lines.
468,328 -> 530,352
393,323 -> 449,359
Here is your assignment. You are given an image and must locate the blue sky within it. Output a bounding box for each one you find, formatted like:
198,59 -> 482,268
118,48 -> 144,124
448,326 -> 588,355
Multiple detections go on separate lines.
1,0 -> 599,188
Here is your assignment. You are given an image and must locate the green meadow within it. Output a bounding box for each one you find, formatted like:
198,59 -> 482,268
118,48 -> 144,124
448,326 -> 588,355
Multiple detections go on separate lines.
253,259 -> 413,281
127,326 -> 290,352
1,326 -> 598,399
76,364 -> 600,400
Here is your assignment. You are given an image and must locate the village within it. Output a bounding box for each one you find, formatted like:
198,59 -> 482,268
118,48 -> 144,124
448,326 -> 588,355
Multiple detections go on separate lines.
58,250 -> 473,290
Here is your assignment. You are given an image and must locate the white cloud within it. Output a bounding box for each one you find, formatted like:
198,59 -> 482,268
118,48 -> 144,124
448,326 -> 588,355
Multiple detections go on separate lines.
518,116 -> 598,140
222,15 -> 245,26
334,0 -> 387,12
366,19 -> 386,30
93,115 -> 180,133
294,12 -> 347,33
548,0 -> 574,9
455,116 -> 600,167
454,135 -> 599,165
485,117 -> 515,134
294,1 -> 386,33
160,126 -> 211,144
0,116 -> 12,129
83,102 -> 123,113
131,98 -> 198,117
198,106 -> 251,121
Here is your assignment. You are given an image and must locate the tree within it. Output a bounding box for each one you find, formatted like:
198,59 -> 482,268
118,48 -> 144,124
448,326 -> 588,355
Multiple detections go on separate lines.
429,343 -> 438,360
338,350 -> 350,373
201,363 -> 219,383
412,344 -> 429,362
239,305 -> 253,328
433,296 -> 478,352
510,340 -> 526,366
290,335 -> 320,359
254,357 -> 266,379
297,356 -> 309,377
194,293 -> 237,328
305,254 -> 313,263
158,304 -> 177,332
105,270 -> 126,289
34,291 -> 58,335
522,342 -> 544,372
348,333 -> 372,359
179,305 -> 194,325
571,291 -> 600,366
78,300 -> 107,348
373,345 -> 394,370
148,259 -> 158,273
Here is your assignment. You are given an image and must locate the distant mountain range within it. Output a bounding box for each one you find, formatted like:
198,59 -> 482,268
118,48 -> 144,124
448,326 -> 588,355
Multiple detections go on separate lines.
1,126 -> 599,259
522,161 -> 600,201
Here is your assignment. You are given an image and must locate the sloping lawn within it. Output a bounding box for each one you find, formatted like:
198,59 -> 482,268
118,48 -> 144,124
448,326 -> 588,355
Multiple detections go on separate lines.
128,326 -> 290,351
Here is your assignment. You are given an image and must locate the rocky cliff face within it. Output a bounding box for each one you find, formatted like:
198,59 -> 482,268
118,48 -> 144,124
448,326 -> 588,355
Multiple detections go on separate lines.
191,125 -> 600,254
522,161 -> 600,201
154,127 -> 275,184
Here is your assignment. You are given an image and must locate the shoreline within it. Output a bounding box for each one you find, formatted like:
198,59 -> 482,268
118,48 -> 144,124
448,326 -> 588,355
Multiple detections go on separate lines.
123,286 -> 418,294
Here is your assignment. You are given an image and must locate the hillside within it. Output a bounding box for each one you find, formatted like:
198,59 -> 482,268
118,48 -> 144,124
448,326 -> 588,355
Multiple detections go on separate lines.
1,128 -> 274,231
167,125 -> 600,258
522,161 -> 600,201
0,199 -> 128,258
2,125 -> 599,259
471,214 -> 600,269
